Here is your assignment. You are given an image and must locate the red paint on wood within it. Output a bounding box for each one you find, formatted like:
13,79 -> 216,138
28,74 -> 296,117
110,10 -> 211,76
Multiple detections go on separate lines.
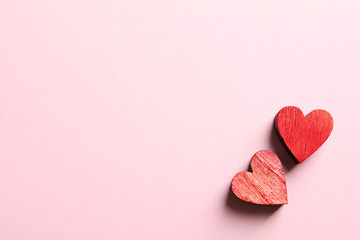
275,106 -> 334,163
231,150 -> 288,205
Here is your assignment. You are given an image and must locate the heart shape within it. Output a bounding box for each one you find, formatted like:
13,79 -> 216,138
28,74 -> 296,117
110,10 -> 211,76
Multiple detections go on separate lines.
275,106 -> 334,163
231,150 -> 288,205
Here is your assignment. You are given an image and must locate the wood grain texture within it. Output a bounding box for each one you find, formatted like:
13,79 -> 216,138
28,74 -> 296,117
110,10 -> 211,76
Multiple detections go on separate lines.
275,106 -> 334,163
231,150 -> 288,205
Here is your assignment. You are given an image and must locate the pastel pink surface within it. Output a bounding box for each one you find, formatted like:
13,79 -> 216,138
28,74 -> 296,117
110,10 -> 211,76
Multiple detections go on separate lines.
231,150 -> 287,205
1,1 -> 360,240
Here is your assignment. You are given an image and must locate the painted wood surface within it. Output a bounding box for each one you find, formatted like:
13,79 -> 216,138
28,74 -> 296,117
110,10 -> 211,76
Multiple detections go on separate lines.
231,150 -> 288,205
275,106 -> 334,163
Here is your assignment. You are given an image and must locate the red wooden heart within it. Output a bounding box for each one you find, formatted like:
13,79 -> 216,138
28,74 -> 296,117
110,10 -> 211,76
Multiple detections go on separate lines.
231,150 -> 288,205
275,106 -> 334,163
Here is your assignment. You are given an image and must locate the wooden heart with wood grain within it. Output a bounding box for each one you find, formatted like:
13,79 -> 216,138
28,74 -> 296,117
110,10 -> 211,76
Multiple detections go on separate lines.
231,150 -> 288,205
275,106 -> 334,163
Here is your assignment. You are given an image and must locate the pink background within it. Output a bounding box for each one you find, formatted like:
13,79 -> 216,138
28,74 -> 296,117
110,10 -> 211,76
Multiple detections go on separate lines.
1,1 -> 360,239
